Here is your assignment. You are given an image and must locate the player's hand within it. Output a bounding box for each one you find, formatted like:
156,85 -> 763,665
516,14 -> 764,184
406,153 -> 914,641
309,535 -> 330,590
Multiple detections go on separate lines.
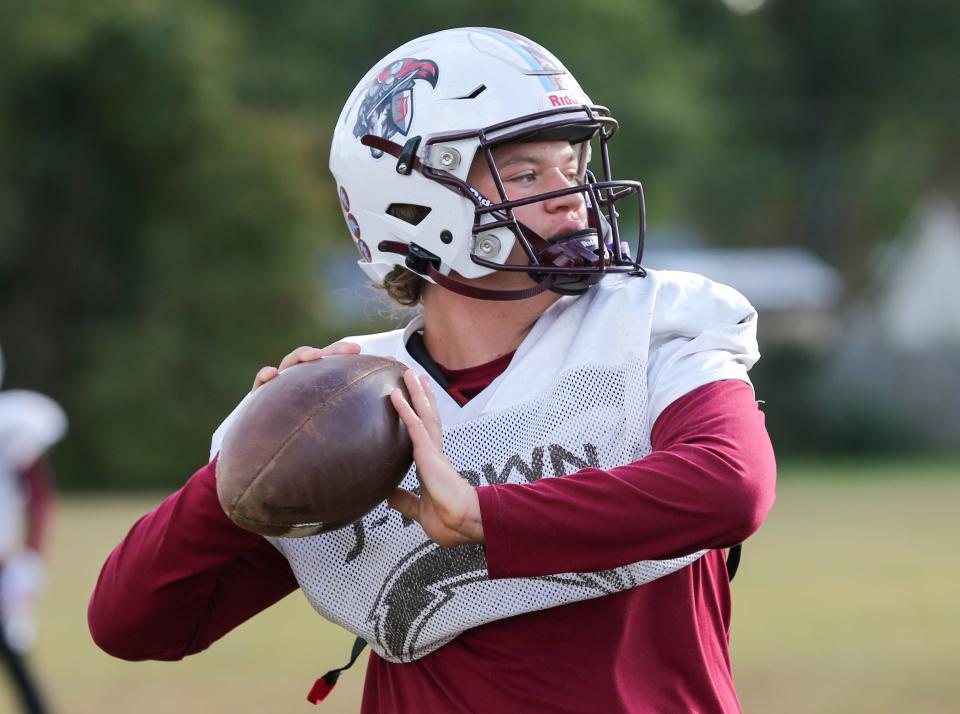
251,342 -> 362,392
388,370 -> 484,548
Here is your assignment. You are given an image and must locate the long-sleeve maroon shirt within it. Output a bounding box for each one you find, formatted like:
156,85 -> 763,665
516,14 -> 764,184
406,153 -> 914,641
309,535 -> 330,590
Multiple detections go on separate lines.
89,364 -> 775,713
22,456 -> 58,555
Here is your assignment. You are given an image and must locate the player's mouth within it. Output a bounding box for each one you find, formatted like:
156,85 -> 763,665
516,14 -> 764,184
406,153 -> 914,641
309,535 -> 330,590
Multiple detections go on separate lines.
531,226 -> 605,270
547,219 -> 591,242
546,226 -> 597,246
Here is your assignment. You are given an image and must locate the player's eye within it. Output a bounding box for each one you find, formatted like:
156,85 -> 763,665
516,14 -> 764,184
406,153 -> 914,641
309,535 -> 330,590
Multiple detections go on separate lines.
508,171 -> 537,183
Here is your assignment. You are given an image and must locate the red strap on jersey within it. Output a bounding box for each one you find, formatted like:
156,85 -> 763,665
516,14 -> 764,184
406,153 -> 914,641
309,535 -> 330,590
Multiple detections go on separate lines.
307,637 -> 368,705
306,677 -> 336,704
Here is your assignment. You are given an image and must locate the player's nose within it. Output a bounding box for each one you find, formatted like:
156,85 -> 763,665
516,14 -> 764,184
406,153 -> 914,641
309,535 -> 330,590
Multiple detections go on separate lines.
541,169 -> 585,214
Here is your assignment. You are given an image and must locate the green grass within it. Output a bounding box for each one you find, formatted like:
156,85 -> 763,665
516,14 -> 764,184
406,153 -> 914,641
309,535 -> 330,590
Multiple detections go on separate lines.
731,458 -> 960,714
8,459 -> 959,713
20,494 -> 367,714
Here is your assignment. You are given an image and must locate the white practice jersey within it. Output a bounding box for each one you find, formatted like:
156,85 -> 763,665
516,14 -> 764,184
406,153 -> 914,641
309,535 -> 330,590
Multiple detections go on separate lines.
211,270 -> 759,663
0,390 -> 67,561
0,461 -> 25,562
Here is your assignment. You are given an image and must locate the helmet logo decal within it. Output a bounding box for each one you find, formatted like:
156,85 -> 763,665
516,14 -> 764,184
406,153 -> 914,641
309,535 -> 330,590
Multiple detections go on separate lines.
346,213 -> 361,239
356,238 -> 372,262
467,28 -> 571,92
353,58 -> 439,158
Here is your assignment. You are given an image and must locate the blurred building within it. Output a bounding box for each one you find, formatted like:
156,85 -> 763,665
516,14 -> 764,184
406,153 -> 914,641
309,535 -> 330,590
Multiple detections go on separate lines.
864,196 -> 960,350
828,196 -> 960,450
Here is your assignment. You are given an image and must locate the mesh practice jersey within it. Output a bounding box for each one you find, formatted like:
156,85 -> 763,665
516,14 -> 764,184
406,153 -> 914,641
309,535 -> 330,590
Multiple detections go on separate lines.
210,270 -> 759,663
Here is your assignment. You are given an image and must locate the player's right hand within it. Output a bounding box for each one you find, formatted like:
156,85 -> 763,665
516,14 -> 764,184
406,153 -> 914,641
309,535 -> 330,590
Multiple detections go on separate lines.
251,342 -> 361,392
388,370 -> 485,548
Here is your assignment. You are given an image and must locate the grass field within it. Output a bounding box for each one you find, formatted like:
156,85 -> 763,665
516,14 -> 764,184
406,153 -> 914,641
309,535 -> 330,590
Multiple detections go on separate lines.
5,458 -> 958,713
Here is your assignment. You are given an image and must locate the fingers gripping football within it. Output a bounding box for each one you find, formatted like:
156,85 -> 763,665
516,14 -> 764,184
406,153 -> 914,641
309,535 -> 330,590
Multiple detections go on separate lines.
388,370 -> 484,547
251,342 -> 362,391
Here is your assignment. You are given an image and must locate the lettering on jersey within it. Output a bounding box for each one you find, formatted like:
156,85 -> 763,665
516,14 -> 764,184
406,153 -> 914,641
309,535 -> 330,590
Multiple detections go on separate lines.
550,443 -> 600,476
359,441 -> 604,660
459,469 -> 482,487
478,443 -> 600,484
482,449 -> 544,484
350,442 -> 600,535
345,521 -> 365,563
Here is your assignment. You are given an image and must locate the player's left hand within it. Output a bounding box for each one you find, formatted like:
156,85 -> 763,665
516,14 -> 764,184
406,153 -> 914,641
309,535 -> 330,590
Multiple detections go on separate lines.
388,370 -> 484,548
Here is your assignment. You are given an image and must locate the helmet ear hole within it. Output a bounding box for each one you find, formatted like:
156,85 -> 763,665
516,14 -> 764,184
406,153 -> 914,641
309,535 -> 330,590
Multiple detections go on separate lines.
386,204 -> 432,226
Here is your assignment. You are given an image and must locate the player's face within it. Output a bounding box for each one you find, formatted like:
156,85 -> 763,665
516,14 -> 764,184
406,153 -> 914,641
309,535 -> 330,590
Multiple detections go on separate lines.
467,140 -> 588,255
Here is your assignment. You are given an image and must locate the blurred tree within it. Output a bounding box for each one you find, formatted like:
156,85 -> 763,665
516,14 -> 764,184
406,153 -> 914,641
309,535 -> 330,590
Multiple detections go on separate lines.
0,1 -> 330,488
2,0 -> 958,486
212,0 -> 721,224
667,0 -> 960,283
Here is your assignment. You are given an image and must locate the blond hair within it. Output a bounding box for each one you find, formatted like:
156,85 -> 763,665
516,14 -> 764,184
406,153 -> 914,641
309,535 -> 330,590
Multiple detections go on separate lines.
376,265 -> 427,307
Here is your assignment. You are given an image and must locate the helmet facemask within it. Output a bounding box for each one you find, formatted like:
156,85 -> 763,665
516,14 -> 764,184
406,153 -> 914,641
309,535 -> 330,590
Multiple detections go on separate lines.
420,104 -> 647,297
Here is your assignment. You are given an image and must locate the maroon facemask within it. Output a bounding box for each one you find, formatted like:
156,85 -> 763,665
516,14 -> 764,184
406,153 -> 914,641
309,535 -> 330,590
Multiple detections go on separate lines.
363,105 -> 646,301
525,228 -> 605,295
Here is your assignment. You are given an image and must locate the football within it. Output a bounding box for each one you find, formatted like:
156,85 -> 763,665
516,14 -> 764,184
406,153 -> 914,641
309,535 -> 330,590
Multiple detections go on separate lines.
216,354 -> 413,537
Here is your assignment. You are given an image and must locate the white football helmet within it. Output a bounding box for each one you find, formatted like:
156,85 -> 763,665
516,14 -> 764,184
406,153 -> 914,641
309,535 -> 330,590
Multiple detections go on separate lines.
329,27 -> 645,300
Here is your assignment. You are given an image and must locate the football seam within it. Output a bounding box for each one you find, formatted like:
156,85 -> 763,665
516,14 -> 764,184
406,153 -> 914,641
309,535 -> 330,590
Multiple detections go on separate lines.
228,362 -> 402,519
229,509 -> 323,535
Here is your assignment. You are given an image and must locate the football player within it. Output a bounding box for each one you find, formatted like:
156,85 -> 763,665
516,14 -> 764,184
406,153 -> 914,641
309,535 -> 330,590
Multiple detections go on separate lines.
0,348 -> 63,714
90,28 -> 776,713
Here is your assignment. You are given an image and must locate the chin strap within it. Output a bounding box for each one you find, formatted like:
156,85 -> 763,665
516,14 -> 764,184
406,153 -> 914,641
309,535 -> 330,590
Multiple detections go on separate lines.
378,240 -> 556,301
360,135 -> 423,174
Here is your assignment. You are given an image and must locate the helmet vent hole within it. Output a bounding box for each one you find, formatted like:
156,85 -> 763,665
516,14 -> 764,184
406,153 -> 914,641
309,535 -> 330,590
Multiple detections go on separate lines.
386,204 -> 432,226
455,85 -> 487,100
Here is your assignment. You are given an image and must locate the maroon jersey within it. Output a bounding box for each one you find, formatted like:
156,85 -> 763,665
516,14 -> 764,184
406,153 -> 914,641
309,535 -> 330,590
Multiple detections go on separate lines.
89,363 -> 775,713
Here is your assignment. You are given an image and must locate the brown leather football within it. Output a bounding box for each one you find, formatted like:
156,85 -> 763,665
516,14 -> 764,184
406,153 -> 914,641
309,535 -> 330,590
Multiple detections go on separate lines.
216,354 -> 413,537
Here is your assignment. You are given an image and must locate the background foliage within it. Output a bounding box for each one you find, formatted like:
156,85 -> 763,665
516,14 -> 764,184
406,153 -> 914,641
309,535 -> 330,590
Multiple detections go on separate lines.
2,0 -> 958,488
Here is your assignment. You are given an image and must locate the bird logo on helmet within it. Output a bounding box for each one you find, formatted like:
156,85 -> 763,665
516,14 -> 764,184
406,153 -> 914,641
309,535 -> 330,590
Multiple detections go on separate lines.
352,58 -> 440,158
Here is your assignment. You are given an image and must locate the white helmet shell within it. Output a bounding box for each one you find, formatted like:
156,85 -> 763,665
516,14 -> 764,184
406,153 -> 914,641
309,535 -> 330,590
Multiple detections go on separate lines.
329,28 -> 600,283
0,390 -> 67,470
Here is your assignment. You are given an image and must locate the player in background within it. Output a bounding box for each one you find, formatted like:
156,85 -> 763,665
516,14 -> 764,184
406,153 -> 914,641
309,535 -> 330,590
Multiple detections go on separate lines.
0,346 -> 65,714
90,28 -> 776,713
